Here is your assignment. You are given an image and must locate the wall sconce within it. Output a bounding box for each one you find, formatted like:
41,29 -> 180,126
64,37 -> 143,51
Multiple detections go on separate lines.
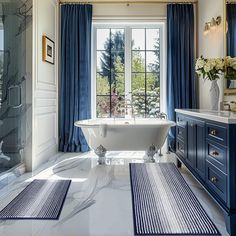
204,16 -> 222,35
203,22 -> 211,36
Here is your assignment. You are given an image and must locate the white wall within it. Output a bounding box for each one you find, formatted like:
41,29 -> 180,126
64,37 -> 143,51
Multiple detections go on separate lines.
198,0 -> 225,109
93,3 -> 166,18
30,0 -> 58,171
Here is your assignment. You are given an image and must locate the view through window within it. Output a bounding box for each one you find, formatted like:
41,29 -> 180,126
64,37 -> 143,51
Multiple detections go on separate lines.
95,24 -> 162,118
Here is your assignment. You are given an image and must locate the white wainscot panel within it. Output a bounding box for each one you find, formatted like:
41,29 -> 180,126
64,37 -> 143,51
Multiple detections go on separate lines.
35,113 -> 57,155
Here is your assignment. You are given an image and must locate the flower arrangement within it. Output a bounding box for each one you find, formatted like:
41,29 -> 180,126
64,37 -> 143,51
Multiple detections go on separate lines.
195,56 -> 225,81
225,56 -> 236,80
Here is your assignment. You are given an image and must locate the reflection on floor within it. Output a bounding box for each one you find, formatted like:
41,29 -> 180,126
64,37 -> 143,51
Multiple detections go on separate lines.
0,151 -> 229,236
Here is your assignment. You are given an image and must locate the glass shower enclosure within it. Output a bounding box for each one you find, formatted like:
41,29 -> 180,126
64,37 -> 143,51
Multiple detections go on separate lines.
0,0 -> 32,174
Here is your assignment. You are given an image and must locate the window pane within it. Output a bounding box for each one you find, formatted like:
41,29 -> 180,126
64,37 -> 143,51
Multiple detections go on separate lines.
132,51 -> 145,72
146,73 -> 160,92
111,95 -> 125,118
112,52 -> 125,73
97,29 -> 110,50
146,51 -> 159,72
97,51 -> 109,73
112,73 -> 125,95
132,95 -> 145,117
96,72 -> 110,95
95,26 -> 162,118
111,29 -> 125,51
132,73 -> 145,92
146,96 -> 160,117
132,29 -> 145,50
146,29 -> 160,50
97,96 -> 110,118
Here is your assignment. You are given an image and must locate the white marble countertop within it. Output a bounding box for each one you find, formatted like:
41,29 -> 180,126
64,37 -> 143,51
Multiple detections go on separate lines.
175,109 -> 236,124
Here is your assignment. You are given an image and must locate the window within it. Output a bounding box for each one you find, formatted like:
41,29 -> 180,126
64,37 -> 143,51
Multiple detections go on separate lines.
93,22 -> 164,118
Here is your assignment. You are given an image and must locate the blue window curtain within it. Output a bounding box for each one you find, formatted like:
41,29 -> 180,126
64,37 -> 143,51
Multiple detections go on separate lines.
59,4 -> 92,152
227,4 -> 236,57
167,4 -> 196,150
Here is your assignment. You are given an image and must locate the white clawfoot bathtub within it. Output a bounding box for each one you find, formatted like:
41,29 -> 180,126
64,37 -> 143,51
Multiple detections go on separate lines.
75,118 -> 175,164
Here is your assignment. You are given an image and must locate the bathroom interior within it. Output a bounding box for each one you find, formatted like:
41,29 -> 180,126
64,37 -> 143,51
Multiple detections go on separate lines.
0,0 -> 235,235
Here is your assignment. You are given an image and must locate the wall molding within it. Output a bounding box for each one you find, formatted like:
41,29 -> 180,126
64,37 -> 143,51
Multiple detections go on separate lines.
31,0 -> 59,171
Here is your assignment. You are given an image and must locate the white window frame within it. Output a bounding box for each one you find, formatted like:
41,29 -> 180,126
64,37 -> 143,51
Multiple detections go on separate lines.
91,19 -> 166,119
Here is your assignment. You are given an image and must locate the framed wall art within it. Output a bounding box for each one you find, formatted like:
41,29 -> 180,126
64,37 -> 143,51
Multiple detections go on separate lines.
42,35 -> 54,64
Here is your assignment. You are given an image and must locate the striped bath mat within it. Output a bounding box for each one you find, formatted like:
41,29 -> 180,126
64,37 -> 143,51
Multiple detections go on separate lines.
130,163 -> 221,236
0,179 -> 71,220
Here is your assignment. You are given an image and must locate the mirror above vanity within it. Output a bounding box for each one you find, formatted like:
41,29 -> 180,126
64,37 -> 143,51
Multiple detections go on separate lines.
225,0 -> 236,94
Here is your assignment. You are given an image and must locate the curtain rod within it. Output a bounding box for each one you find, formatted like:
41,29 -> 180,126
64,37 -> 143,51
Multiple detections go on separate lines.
59,1 -> 197,5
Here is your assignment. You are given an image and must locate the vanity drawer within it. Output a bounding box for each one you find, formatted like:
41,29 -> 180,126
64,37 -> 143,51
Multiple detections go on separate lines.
206,141 -> 227,174
206,161 -> 227,203
206,123 -> 227,146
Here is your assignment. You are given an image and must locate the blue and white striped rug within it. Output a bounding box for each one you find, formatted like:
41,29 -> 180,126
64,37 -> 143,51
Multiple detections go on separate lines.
130,163 -> 221,236
0,179 -> 71,220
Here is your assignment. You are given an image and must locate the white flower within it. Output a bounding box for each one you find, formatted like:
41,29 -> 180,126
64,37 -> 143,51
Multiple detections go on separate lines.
196,56 -> 225,80
225,56 -> 236,71
196,58 -> 205,69
215,58 -> 224,70
204,64 -> 211,73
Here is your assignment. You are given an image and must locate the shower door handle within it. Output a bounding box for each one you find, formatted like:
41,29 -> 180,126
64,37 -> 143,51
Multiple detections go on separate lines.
7,85 -> 22,109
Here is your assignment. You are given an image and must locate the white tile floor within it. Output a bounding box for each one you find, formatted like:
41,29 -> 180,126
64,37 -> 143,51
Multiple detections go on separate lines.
0,151 -> 229,236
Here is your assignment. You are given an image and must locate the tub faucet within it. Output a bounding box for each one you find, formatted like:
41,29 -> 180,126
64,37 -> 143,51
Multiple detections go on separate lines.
156,112 -> 167,120
125,99 -> 135,119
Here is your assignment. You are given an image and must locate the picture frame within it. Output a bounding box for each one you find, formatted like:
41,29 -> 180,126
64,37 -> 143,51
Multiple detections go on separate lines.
42,35 -> 54,64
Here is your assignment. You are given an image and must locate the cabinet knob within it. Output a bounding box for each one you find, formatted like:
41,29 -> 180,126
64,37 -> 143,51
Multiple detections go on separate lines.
210,130 -> 217,136
211,177 -> 218,183
211,151 -> 219,157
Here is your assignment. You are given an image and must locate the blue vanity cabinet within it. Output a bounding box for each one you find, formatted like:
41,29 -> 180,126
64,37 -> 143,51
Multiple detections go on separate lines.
176,114 -> 205,180
176,114 -> 187,162
195,120 -> 206,179
176,111 -> 236,235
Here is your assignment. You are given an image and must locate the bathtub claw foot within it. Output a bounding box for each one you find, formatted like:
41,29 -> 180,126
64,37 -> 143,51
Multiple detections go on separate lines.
146,144 -> 157,163
95,145 -> 107,165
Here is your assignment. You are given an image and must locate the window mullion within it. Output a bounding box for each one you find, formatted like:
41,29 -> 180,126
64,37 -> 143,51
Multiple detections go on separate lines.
125,26 -> 131,101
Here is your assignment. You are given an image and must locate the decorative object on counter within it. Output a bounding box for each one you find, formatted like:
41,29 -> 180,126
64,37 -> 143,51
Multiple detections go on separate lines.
196,56 -> 225,110
210,80 -> 220,110
42,35 -> 55,64
230,101 -> 236,112
222,101 -> 231,111
221,101 -> 236,112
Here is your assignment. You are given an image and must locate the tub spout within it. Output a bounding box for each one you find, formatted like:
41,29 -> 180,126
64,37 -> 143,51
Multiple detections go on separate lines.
95,145 -> 107,165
